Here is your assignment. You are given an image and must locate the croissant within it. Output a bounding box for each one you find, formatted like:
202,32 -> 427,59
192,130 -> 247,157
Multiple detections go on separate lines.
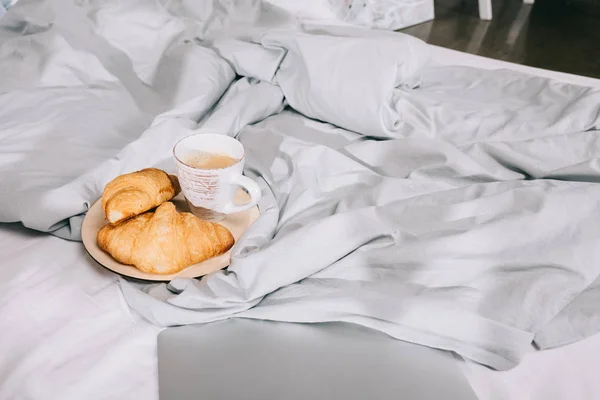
97,202 -> 234,274
101,168 -> 181,224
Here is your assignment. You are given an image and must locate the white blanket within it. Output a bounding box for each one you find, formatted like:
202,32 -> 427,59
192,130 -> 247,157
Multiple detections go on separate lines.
3,0 -> 600,372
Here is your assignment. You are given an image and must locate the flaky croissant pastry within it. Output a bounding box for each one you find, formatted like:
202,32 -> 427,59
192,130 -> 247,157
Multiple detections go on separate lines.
97,202 -> 234,274
102,168 -> 181,224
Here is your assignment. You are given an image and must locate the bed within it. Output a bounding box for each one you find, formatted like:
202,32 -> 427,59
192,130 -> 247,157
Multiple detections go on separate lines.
2,0 -> 600,399
3,45 -> 600,399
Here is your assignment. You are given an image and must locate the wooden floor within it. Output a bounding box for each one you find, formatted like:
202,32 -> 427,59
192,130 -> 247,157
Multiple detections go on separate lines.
400,0 -> 600,79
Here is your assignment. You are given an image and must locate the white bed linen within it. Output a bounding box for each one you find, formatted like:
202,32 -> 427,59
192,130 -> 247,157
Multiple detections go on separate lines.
2,46 -> 600,400
460,334 -> 600,400
0,225 -> 160,400
432,46 -> 600,400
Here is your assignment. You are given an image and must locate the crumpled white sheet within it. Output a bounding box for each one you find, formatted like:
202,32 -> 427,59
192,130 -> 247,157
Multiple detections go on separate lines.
3,0 -> 600,373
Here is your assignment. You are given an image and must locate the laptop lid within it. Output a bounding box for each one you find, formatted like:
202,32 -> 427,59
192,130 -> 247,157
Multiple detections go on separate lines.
158,319 -> 478,400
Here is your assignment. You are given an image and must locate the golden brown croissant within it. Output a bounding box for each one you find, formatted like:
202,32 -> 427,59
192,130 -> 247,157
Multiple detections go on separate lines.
97,202 -> 234,274
101,168 -> 181,224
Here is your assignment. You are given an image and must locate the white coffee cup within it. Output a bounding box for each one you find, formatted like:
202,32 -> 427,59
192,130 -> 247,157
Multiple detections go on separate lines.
173,133 -> 261,220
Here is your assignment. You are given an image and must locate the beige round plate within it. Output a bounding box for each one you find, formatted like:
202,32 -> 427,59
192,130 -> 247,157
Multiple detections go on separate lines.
82,190 -> 260,282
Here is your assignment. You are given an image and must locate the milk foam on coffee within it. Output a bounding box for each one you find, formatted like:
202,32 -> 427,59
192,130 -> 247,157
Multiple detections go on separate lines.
184,151 -> 239,169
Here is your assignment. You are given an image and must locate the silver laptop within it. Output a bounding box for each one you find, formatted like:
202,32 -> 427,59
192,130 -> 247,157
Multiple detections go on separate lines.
158,319 -> 478,400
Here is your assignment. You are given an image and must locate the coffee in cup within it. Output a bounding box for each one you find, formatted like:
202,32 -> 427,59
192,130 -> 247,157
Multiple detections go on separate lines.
182,152 -> 240,170
173,133 -> 261,221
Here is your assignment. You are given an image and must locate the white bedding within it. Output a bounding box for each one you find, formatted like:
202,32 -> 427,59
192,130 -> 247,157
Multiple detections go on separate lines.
3,0 -> 600,397
432,48 -> 600,400
0,225 -> 160,400
2,45 -> 600,400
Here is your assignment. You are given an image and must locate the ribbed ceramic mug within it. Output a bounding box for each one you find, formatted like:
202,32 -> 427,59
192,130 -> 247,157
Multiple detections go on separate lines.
173,133 -> 261,221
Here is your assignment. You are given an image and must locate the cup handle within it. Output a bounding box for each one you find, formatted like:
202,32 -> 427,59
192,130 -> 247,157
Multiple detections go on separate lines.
223,175 -> 262,214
